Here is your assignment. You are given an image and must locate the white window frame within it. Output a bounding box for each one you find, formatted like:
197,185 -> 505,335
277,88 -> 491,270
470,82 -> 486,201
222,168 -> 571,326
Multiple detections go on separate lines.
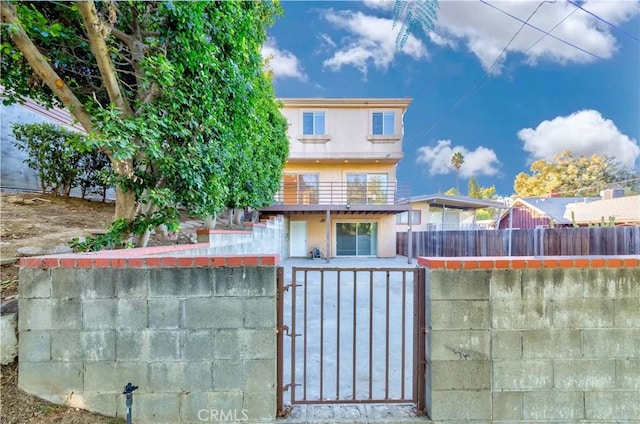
368,110 -> 400,143
302,111 -> 325,135
298,110 -> 330,143
372,112 -> 394,135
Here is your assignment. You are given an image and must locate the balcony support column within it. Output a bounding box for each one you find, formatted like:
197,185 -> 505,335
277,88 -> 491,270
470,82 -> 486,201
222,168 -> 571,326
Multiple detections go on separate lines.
407,206 -> 413,264
325,209 -> 331,263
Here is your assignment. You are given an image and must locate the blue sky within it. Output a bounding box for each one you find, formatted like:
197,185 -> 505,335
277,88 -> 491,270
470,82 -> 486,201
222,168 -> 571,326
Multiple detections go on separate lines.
262,0 -> 640,196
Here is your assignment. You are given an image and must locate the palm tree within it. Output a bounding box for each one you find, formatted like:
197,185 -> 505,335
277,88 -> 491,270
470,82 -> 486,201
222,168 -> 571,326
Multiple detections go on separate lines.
451,152 -> 465,194
393,0 -> 439,47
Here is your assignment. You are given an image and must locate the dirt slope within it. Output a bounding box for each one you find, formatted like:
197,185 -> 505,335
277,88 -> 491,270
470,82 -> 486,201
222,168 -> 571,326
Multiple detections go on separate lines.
1,192 -> 124,423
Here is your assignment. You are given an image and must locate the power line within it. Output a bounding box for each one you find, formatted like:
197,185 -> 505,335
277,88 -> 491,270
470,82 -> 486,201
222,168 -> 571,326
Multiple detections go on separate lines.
405,0 -> 553,144
521,0 -> 583,56
462,3 -> 585,117
566,0 -> 640,43
480,0 -> 607,61
408,0 -> 604,145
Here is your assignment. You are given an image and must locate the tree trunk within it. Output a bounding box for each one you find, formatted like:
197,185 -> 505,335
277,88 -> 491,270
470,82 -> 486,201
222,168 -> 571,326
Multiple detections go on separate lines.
111,158 -> 136,222
204,215 -> 216,229
232,208 -> 244,227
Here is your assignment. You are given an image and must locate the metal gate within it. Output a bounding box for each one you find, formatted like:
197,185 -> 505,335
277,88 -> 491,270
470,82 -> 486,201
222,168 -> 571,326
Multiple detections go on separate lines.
277,266 -> 426,416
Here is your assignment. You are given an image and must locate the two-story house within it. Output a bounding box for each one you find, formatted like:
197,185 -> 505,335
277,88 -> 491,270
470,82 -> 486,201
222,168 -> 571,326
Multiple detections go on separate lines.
259,98 -> 412,259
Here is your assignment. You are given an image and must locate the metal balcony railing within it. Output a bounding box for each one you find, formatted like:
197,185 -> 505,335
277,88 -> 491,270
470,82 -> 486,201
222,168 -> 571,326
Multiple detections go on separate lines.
272,182 -> 411,206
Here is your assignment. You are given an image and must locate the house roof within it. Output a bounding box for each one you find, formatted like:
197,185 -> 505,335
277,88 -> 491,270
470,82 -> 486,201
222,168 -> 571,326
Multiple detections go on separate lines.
280,97 -> 412,110
3,94 -> 84,132
496,196 -> 600,225
564,195 -> 640,224
403,194 -> 506,210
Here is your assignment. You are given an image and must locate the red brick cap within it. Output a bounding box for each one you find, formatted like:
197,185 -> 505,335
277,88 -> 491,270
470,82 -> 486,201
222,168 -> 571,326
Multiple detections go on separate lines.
417,255 -> 640,270
19,244 -> 280,269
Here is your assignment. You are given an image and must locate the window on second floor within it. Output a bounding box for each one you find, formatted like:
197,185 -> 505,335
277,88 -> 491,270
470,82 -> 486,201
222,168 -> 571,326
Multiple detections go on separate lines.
303,112 -> 325,135
372,112 -> 394,135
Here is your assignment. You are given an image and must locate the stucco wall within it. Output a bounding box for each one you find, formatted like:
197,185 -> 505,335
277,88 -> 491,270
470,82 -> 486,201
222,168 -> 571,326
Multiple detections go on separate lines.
18,252 -> 278,424
1,104 -> 50,191
292,213 -> 397,258
419,256 -> 640,423
281,104 -> 405,161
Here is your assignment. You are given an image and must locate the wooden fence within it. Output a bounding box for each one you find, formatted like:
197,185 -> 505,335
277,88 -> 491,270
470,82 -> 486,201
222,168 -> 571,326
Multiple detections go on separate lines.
397,226 -> 640,258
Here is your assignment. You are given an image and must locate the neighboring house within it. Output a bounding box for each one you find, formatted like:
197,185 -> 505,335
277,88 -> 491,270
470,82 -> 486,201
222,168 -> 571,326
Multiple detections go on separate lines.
496,190 -> 638,229
564,194 -> 640,226
259,98 -> 412,259
1,98 -> 83,191
396,194 -> 506,231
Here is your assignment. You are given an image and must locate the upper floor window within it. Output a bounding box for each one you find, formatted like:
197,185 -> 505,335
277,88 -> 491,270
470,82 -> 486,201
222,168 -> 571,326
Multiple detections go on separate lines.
372,112 -> 394,135
303,112 -> 325,135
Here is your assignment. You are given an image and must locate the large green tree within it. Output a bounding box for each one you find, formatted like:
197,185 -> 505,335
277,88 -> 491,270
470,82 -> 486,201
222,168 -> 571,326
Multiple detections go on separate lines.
1,1 -> 289,245
514,151 -> 636,197
467,176 -> 496,200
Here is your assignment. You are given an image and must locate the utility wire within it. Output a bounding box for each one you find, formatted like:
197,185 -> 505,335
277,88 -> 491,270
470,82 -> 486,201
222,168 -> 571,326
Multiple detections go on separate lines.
405,1 -> 550,144
406,0 -> 567,144
566,0 -> 640,42
480,0 -> 607,61
458,3 -> 584,119
521,0 -> 582,56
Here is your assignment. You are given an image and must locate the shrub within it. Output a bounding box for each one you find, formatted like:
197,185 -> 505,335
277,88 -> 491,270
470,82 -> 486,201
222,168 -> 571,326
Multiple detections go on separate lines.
11,123 -> 114,199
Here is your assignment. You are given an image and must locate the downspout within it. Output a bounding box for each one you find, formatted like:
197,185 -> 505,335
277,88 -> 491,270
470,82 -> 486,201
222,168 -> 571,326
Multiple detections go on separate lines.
407,208 -> 413,264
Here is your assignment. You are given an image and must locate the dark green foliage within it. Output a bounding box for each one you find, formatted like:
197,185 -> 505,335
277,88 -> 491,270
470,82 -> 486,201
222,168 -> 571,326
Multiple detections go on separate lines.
2,1 -> 289,247
11,122 -> 113,199
69,218 -> 133,252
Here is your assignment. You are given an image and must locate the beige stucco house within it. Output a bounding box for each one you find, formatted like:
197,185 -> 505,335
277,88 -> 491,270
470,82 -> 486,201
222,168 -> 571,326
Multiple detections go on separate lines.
260,98 -> 412,259
396,194 -> 506,232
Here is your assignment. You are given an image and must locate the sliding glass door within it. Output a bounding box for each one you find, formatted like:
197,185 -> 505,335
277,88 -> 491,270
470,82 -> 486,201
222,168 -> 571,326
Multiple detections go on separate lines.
336,222 -> 378,256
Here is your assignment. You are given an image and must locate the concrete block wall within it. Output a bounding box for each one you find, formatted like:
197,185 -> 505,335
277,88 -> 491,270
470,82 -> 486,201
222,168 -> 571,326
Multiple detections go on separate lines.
419,256 -> 640,423
19,249 -> 279,424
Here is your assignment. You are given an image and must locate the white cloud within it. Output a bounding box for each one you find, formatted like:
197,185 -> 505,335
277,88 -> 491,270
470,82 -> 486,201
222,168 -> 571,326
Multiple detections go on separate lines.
432,1 -> 640,74
261,37 -> 307,81
416,139 -> 501,178
518,110 -> 640,168
362,0 -> 395,12
321,10 -> 428,76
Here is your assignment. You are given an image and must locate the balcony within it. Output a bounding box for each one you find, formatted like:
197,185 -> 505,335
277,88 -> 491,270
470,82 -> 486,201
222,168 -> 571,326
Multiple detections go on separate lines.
260,181 -> 411,215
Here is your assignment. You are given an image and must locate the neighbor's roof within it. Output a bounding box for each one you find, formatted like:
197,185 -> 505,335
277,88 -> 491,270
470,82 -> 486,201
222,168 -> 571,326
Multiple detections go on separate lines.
497,196 -> 600,225
403,194 -> 507,210
0,89 -> 84,132
564,195 -> 640,224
